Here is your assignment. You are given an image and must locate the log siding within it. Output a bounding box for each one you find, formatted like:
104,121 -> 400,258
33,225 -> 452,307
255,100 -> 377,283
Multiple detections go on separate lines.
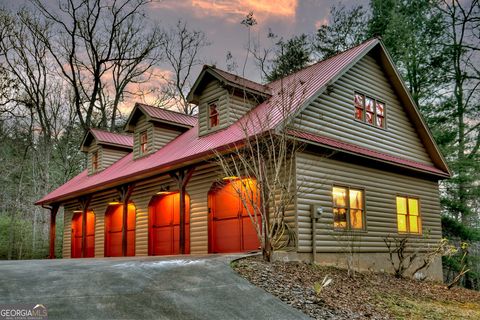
295,151 -> 442,254
293,53 -> 434,165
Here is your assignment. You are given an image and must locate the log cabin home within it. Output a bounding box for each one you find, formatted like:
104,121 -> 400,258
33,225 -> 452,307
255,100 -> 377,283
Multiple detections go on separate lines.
36,38 -> 450,280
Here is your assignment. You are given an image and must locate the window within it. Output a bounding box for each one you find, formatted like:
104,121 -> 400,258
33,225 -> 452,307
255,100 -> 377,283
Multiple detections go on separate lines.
209,103 -> 219,128
140,131 -> 148,155
354,92 -> 385,128
396,196 -> 421,234
92,151 -> 98,172
332,186 -> 365,230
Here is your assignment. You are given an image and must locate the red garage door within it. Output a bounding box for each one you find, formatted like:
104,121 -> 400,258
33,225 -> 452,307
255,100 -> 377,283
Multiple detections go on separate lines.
71,211 -> 95,258
149,192 -> 190,255
105,203 -> 136,257
208,178 -> 261,253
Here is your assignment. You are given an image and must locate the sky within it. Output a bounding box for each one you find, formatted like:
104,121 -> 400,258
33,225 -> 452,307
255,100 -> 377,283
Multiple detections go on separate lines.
3,0 -> 368,109
146,0 -> 367,81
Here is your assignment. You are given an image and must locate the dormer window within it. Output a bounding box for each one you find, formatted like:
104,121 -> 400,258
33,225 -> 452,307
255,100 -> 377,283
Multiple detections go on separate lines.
140,131 -> 148,155
209,103 -> 219,128
354,92 -> 386,128
92,151 -> 98,172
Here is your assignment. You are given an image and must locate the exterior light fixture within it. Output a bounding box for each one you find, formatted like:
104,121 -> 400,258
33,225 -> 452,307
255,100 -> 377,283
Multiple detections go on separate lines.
156,191 -> 173,195
222,176 -> 239,181
108,197 -> 122,205
156,185 -> 171,195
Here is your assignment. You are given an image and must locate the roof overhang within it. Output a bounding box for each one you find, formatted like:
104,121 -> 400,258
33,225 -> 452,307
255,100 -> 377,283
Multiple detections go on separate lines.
186,66 -> 271,105
288,129 -> 450,179
124,103 -> 195,133
80,129 -> 133,152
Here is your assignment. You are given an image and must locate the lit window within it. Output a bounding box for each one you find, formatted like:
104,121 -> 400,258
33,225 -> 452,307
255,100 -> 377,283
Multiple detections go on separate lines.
209,103 -> 219,128
354,93 -> 364,121
354,92 -> 386,128
332,186 -> 365,230
92,151 -> 98,172
396,196 -> 421,234
140,131 -> 148,155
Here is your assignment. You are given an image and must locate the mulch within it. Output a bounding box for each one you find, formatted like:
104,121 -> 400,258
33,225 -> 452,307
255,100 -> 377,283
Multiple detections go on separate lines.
232,255 -> 480,320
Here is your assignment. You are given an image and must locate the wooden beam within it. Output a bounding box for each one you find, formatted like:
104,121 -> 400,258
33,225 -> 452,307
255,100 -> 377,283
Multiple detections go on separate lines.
48,204 -> 59,259
118,184 -> 135,256
79,196 -> 91,258
170,167 -> 195,254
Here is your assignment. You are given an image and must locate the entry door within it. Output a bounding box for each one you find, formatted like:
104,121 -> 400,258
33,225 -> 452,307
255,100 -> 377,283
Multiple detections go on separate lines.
105,204 -> 135,257
71,211 -> 95,258
150,193 -> 190,255
209,180 -> 261,253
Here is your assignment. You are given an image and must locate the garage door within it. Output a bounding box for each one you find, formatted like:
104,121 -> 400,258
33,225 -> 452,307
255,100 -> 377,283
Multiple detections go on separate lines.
149,192 -> 190,255
71,211 -> 95,258
105,203 -> 136,257
208,179 -> 261,253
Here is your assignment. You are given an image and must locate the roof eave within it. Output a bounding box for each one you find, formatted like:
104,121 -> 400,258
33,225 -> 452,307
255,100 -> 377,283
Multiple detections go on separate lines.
148,117 -> 193,129
187,67 -> 270,105
294,136 -> 450,179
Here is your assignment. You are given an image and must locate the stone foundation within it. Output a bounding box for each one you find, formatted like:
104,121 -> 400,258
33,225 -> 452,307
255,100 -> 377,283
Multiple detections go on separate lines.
272,251 -> 443,282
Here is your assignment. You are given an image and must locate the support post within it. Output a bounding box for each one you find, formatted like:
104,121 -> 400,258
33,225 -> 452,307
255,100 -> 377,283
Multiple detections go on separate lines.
118,184 -> 135,257
170,167 -> 195,254
79,196 -> 92,258
47,204 -> 59,259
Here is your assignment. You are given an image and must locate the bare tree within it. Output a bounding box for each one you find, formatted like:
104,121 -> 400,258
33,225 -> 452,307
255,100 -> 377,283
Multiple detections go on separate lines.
160,20 -> 210,115
214,75 -> 314,262
31,0 -> 162,131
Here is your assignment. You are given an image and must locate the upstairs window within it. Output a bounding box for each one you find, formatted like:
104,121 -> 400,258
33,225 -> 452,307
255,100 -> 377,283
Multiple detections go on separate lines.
354,92 -> 386,128
332,186 -> 365,230
140,131 -> 148,155
209,103 -> 219,128
92,151 -> 98,172
396,196 -> 421,234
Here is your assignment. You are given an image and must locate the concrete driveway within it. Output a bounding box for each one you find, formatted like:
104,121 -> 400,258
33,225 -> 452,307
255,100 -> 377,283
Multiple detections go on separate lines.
0,255 -> 308,320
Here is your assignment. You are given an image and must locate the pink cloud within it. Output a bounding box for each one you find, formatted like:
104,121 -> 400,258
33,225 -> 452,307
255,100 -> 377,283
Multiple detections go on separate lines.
152,0 -> 298,24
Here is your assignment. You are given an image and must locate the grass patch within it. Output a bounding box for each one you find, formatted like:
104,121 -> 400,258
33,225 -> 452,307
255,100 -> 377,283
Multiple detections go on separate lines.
377,293 -> 480,320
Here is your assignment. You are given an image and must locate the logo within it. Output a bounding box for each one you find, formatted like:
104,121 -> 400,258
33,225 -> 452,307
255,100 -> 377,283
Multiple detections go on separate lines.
0,304 -> 47,320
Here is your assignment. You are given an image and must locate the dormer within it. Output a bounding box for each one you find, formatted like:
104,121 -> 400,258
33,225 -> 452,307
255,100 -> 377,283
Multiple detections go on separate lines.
81,128 -> 133,175
187,66 -> 271,136
124,103 -> 196,160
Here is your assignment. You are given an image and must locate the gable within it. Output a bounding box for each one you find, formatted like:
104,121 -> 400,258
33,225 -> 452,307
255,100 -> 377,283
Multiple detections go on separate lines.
293,52 -> 435,167
197,79 -> 229,136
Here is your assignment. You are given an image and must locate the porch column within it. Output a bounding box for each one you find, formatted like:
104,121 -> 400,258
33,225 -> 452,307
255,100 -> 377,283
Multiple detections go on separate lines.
48,204 -> 59,259
118,184 -> 135,256
79,196 -> 92,258
170,167 -> 195,254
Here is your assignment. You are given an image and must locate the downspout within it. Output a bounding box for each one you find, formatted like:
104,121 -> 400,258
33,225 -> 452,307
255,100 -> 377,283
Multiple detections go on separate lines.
310,205 -> 322,264
42,204 -> 59,259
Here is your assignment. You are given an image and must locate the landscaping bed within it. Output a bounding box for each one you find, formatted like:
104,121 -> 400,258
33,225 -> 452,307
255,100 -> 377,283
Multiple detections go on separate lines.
232,256 -> 480,319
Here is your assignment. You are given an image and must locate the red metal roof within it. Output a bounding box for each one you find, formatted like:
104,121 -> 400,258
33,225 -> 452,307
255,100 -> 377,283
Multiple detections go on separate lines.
137,103 -> 197,127
208,66 -> 271,95
90,128 -> 133,148
37,38 -> 447,205
288,129 -> 449,177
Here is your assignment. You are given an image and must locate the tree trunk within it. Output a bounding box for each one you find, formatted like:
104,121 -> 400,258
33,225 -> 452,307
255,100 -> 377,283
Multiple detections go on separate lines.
262,238 -> 272,262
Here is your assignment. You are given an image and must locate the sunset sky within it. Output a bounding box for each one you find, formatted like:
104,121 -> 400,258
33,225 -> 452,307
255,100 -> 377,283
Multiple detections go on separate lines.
4,0 -> 368,108
148,0 -> 367,80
